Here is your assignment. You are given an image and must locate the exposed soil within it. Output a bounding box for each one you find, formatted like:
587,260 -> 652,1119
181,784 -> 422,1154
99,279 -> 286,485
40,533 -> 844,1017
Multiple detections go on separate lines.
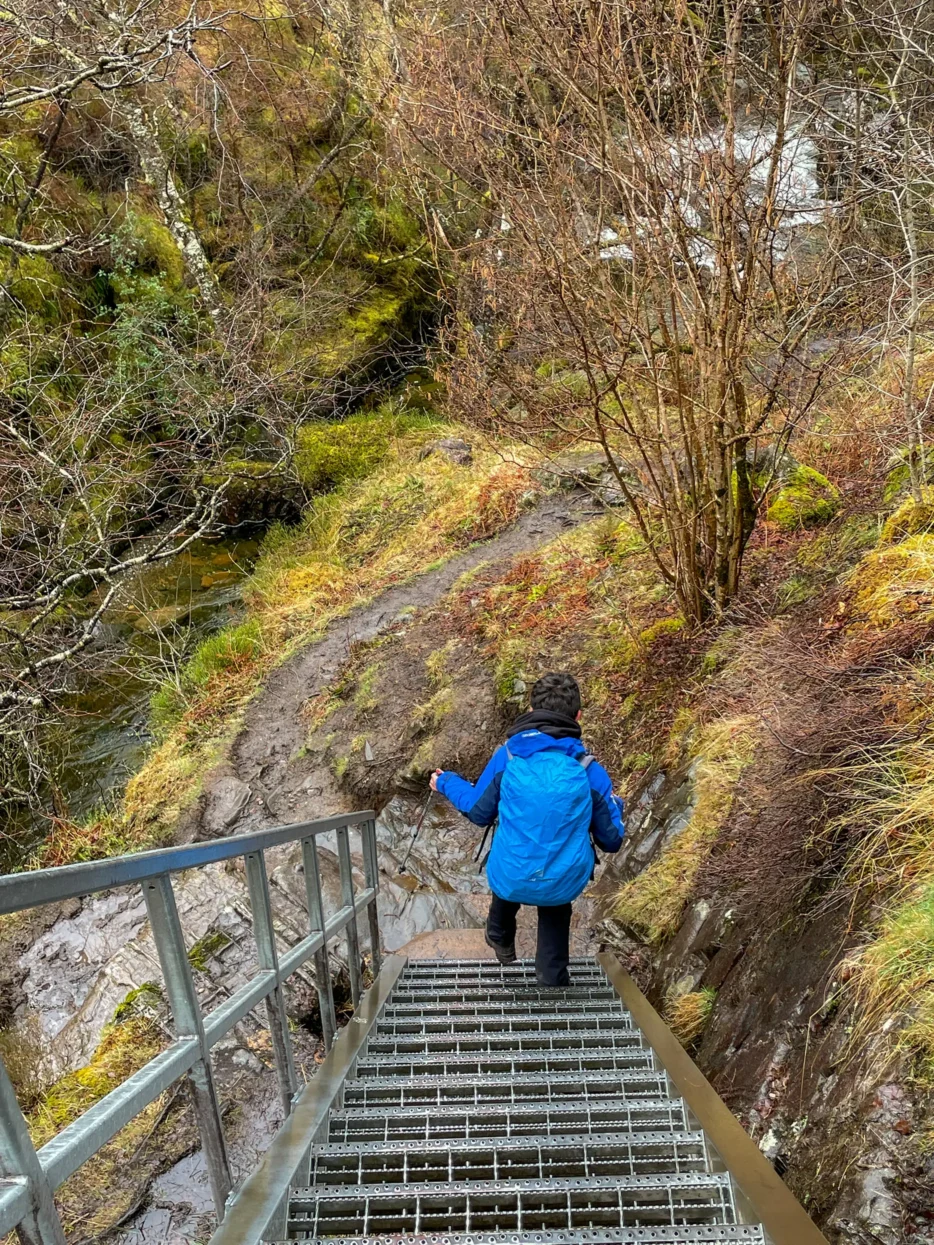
187,492 -> 596,840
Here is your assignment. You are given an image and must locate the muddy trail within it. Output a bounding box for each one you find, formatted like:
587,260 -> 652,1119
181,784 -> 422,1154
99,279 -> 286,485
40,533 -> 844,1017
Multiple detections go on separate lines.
192,492 -> 597,843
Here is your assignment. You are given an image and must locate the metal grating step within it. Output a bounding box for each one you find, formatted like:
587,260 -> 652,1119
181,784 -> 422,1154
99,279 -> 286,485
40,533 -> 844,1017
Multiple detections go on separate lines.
278,1227 -> 767,1245
364,1029 -> 646,1057
340,1068 -> 672,1109
376,1010 -> 642,1030
387,988 -> 618,1007
396,974 -> 610,991
288,1173 -> 738,1235
308,1132 -> 709,1185
327,1099 -> 691,1145
356,1048 -> 656,1079
383,996 -> 632,1015
399,958 -> 600,976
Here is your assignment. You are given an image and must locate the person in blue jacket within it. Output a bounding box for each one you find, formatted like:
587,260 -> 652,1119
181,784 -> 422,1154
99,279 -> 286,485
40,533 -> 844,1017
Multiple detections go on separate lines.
430,671 -> 624,986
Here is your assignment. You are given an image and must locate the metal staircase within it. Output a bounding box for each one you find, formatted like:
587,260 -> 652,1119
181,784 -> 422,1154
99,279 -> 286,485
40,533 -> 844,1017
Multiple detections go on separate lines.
266,957 -> 793,1245
0,810 -> 829,1245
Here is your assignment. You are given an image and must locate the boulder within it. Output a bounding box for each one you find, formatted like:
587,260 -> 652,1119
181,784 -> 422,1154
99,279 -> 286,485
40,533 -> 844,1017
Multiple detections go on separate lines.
202,775 -> 252,835
751,443 -> 800,484
418,437 -> 473,466
767,465 -> 841,531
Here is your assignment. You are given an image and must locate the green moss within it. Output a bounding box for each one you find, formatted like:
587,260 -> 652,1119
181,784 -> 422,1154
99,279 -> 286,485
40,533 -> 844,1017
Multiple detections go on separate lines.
639,616 -> 684,646
883,448 -> 934,505
412,685 -> 455,733
112,982 -> 163,1023
32,1017 -> 163,1144
881,491 -> 934,544
616,717 -> 757,944
333,753 -> 350,780
124,211 -> 185,285
318,287 -> 411,374
294,408 -> 437,492
493,640 -> 529,705
187,930 -> 232,973
354,661 -> 381,712
767,466 -> 841,531
426,639 -> 459,688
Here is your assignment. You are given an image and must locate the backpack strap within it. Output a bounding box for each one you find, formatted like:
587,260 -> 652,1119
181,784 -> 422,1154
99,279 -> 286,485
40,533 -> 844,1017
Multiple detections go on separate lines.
579,752 -> 595,769
505,743 -> 513,761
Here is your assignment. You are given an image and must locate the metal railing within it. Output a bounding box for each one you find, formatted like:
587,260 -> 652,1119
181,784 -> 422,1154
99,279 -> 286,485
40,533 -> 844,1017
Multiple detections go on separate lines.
0,810 -> 380,1245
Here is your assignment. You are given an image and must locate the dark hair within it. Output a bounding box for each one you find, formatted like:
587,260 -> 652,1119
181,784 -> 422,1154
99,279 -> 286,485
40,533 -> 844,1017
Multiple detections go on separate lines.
530,671 -> 581,719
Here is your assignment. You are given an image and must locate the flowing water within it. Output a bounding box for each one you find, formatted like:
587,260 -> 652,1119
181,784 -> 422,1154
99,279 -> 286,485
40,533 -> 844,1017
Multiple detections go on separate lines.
4,536 -> 259,870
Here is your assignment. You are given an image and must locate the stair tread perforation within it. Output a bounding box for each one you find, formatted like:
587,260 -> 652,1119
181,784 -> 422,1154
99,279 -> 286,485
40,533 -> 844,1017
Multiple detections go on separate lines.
311,1129 -> 706,1155
274,1228 -> 767,1245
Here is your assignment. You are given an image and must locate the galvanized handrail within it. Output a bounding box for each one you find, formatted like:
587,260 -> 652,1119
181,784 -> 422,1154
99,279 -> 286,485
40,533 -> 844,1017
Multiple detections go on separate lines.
0,810 -> 380,1245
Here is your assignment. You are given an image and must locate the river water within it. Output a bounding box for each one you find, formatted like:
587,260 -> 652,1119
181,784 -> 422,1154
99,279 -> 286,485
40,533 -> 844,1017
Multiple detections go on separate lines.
4,536 -> 259,870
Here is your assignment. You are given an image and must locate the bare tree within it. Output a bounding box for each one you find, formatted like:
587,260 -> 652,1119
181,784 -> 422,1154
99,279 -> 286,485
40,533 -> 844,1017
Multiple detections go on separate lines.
818,0 -> 934,502
393,0 -> 840,622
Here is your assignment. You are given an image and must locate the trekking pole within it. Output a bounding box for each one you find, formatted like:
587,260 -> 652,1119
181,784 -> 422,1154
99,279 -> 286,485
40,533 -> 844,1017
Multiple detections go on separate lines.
398,787 -> 434,875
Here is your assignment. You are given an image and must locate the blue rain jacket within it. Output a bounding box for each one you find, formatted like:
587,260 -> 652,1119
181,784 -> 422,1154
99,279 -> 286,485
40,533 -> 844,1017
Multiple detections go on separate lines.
436,730 -> 624,905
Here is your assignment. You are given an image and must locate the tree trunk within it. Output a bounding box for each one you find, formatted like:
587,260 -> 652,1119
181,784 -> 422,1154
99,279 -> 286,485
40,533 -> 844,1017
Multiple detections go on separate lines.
123,103 -> 224,325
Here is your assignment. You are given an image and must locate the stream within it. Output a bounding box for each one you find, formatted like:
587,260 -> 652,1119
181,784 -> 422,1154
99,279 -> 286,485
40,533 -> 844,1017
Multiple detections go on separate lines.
3,536 -> 259,871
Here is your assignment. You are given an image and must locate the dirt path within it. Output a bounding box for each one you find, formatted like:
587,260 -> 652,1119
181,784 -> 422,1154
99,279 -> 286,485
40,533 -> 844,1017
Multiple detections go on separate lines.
196,493 -> 595,838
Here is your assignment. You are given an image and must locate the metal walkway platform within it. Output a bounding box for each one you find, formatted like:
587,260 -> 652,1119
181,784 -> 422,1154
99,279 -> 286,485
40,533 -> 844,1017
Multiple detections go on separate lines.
210,955 -> 830,1245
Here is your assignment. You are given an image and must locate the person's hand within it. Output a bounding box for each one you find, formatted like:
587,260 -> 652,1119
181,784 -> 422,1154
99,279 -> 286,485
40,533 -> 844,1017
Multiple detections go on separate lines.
429,769 -> 443,792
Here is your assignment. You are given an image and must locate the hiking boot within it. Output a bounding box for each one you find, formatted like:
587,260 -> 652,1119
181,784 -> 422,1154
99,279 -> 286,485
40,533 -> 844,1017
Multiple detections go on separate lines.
536,971 -> 571,988
485,930 -> 517,965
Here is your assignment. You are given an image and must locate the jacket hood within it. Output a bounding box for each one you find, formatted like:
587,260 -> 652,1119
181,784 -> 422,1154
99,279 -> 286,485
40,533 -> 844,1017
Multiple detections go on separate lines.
508,708 -> 582,740
505,729 -> 587,760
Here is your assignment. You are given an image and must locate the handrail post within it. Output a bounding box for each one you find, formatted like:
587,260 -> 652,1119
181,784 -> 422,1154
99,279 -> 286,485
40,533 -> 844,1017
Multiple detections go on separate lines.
143,875 -> 233,1219
361,818 -> 382,977
300,836 -> 337,1051
335,826 -> 362,1007
0,1059 -> 67,1245
244,852 -> 298,1117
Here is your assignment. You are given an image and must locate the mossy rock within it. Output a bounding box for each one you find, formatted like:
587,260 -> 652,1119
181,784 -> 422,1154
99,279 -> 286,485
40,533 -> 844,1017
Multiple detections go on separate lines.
849,533 -> 934,628
767,466 -> 841,532
129,213 -> 185,285
317,286 -> 413,376
203,460 -> 305,525
294,409 -> 436,492
881,491 -> 934,544
882,449 -> 934,505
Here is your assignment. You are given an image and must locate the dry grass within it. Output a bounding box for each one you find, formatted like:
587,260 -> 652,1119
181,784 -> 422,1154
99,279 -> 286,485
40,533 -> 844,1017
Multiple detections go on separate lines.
815,711 -> 934,1087
665,987 -> 717,1046
848,533 -> 934,630
10,1013 -> 194,1240
615,716 -> 758,944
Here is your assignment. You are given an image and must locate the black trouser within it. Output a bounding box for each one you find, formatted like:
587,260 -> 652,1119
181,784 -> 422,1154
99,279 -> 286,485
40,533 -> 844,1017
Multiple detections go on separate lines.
487,893 -> 572,986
